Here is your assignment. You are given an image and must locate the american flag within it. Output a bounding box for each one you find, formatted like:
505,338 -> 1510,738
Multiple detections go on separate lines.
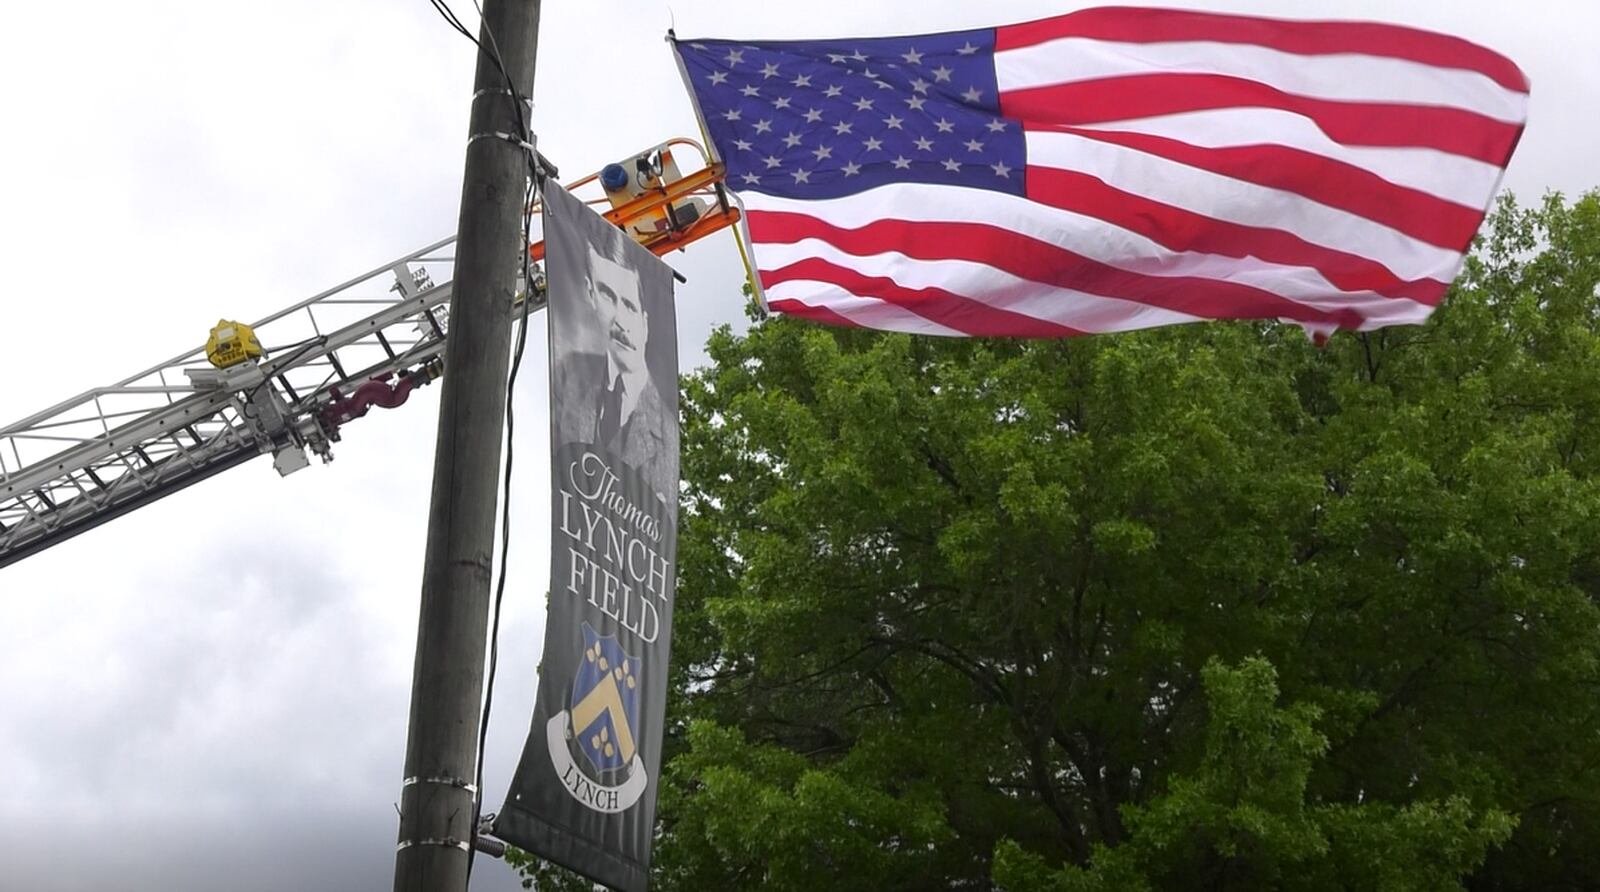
671,7 -> 1528,338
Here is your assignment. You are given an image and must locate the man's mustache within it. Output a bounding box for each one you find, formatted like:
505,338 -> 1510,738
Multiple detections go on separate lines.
609,323 -> 638,352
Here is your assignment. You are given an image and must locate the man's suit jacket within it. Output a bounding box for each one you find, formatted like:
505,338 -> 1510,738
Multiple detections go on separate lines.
552,350 -> 678,506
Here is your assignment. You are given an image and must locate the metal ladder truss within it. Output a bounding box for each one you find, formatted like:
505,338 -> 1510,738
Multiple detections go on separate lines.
0,138 -> 738,570
0,236 -> 462,570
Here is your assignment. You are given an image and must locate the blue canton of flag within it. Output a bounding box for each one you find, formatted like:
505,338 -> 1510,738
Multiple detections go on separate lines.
676,31 -> 1025,200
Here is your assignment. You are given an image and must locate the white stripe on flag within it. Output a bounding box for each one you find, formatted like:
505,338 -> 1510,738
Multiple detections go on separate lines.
758,236 -> 1206,333
748,185 -> 1440,329
1066,108 -> 1502,209
743,183 -> 1441,323
994,36 -> 1529,124
1024,129 -> 1463,283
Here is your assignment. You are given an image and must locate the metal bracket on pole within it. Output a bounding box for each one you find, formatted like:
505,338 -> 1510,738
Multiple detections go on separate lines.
394,776 -> 481,853
400,775 -> 479,795
473,813 -> 508,858
466,126 -> 558,184
395,838 -> 472,853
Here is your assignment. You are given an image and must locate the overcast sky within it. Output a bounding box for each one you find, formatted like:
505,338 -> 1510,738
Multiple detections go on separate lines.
0,2 -> 1593,890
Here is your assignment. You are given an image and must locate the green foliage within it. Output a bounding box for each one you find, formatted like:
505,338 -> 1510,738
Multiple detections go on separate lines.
513,191 -> 1600,890
649,719 -> 953,890
992,659 -> 1515,892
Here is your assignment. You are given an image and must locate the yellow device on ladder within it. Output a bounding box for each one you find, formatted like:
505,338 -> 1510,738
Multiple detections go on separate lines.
205,319 -> 265,369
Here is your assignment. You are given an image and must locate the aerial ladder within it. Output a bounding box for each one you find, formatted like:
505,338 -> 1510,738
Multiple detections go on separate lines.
0,139 -> 740,570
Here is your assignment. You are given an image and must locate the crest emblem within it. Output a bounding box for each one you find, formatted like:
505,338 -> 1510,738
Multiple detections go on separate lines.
569,623 -> 642,775
543,622 -> 652,813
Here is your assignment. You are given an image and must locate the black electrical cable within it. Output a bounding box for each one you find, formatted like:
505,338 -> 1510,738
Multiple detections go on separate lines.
422,2 -> 546,886
426,0 -> 478,46
467,173 -> 538,888
237,336 -> 328,422
428,0 -> 531,144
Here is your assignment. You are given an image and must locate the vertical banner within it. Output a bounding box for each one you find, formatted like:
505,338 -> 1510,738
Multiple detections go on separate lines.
495,183 -> 678,892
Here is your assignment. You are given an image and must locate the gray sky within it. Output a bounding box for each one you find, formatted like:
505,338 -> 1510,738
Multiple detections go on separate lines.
0,1 -> 1593,890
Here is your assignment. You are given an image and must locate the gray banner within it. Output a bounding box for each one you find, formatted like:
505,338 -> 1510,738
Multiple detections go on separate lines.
494,183 -> 678,892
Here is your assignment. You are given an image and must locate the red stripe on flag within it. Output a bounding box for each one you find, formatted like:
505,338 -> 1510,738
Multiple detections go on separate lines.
994,7 -> 1528,93
1022,167 -> 1452,307
764,298 -> 867,330
1000,74 -> 1522,166
748,212 -> 1363,330
760,256 -> 1088,337
1041,125 -> 1485,251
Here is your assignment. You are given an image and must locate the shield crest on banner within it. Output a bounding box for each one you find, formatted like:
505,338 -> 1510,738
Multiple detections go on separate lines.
570,623 -> 643,775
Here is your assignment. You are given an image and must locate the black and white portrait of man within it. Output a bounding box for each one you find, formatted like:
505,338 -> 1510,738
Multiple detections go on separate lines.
546,185 -> 678,503
503,181 -> 680,888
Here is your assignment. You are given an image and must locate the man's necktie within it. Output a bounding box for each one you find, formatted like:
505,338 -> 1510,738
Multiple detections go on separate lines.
597,377 -> 625,447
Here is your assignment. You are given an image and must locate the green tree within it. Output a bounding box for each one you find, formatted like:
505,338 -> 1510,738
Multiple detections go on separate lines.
514,192 -> 1600,890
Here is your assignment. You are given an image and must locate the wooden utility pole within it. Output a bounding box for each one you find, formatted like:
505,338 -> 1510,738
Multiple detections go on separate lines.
393,1 -> 540,889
